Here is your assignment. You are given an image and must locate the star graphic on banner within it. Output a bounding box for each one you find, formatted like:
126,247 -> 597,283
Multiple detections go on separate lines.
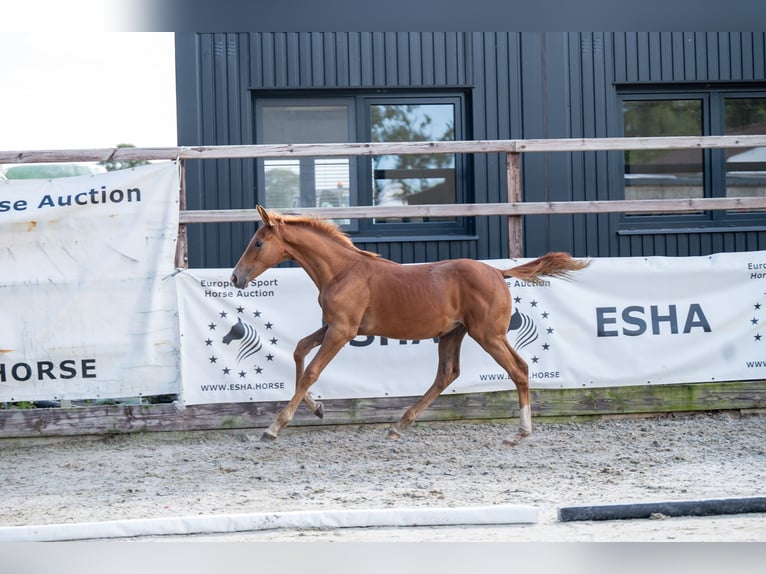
505,287 -> 559,384
752,300 -> 762,343
202,304 -> 279,383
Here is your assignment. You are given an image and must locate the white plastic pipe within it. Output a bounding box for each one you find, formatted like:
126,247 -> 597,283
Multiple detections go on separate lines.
0,503 -> 538,541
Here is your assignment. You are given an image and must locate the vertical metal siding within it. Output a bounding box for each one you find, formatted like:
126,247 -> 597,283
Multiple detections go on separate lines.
176,32 -> 766,267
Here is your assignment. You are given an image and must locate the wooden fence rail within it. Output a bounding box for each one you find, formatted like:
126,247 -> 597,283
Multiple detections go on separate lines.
2,135 -> 766,438
5,134 -> 766,261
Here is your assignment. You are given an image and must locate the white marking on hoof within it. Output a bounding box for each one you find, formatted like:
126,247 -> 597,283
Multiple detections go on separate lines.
314,402 -> 324,419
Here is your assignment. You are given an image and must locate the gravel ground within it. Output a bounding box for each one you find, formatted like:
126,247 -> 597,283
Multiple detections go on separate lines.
1,411 -> 765,541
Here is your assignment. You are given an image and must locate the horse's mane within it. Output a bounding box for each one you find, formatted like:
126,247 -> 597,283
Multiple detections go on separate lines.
278,213 -> 380,258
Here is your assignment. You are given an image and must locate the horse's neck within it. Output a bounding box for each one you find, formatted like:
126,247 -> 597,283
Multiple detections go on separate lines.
285,230 -> 362,289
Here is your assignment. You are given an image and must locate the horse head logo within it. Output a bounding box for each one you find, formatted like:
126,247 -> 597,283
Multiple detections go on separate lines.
222,317 -> 262,363
508,308 -> 538,351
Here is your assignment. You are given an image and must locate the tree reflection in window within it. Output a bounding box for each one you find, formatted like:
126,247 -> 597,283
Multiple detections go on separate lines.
370,103 -> 456,222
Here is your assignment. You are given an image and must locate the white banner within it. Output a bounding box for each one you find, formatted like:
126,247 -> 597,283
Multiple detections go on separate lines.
176,251 -> 766,405
0,162 -> 180,401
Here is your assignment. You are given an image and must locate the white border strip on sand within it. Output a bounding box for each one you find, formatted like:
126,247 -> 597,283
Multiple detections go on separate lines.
0,504 -> 538,541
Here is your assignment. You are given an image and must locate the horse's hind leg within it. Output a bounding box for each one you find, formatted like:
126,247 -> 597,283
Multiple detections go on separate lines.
473,333 -> 531,446
388,325 -> 467,440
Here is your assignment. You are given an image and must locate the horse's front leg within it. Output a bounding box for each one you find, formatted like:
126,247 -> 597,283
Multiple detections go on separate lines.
261,325 -> 351,441
294,326 -> 328,419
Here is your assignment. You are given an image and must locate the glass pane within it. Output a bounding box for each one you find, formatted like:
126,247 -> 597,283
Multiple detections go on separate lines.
262,105 -> 348,143
259,103 -> 351,220
725,98 -> 766,206
264,159 -> 299,208
370,103 -> 456,223
623,100 -> 703,213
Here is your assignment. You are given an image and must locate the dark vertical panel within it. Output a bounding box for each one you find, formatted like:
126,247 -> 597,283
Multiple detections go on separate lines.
658,32 -> 673,80
491,33 -> 513,256
544,34 -> 574,253
729,33 -> 742,80
648,32 -> 662,81
357,33 -> 372,86
754,33 -> 766,79
694,32 -> 710,81
285,33 -> 300,87
741,33 -> 754,80
519,33 -> 546,255
637,32 -> 651,81
272,33 -> 287,87
433,32 -> 447,85
469,33 -> 490,258
684,32 -> 697,80
613,33 -> 626,83
298,33 -> 313,86
311,33 -> 324,86
445,32 -> 460,85
335,33 -> 349,87
421,32 -> 434,85
672,33 -> 685,80
408,33 -> 421,85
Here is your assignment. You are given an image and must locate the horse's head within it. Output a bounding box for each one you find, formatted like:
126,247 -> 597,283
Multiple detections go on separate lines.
231,205 -> 288,289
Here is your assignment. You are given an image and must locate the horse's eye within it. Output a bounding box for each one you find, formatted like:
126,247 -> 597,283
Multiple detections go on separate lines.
255,240 -> 263,248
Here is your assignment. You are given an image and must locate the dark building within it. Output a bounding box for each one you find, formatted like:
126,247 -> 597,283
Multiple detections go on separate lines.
175,32 -> 766,268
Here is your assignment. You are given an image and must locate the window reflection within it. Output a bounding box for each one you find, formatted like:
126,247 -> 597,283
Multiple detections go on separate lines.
370,103 -> 456,222
725,98 -> 766,206
623,99 -> 703,213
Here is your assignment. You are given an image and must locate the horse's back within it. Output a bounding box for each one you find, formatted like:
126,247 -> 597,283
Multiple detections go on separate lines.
356,258 -> 510,339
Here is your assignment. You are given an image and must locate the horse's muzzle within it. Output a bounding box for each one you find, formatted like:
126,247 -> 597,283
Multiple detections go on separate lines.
231,271 -> 247,289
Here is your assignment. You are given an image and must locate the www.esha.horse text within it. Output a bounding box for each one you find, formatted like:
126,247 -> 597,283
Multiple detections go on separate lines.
0,186 -> 141,212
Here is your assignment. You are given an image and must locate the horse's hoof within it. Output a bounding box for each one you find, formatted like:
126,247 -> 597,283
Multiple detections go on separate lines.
260,431 -> 277,442
387,427 -> 403,440
314,402 -> 324,419
502,431 -> 529,447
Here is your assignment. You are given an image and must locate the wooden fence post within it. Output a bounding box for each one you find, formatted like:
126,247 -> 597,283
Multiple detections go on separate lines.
174,159 -> 189,269
506,151 -> 523,258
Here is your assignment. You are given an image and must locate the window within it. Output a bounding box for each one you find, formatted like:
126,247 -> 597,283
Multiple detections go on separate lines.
619,88 -> 766,229
255,93 -> 469,236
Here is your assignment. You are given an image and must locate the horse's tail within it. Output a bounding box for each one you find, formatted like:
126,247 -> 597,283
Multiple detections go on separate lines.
501,252 -> 590,282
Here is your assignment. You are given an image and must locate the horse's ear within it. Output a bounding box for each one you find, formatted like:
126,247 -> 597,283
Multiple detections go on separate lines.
256,205 -> 274,227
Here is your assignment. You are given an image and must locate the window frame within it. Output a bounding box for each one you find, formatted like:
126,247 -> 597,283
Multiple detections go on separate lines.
617,85 -> 766,234
253,90 -> 472,238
